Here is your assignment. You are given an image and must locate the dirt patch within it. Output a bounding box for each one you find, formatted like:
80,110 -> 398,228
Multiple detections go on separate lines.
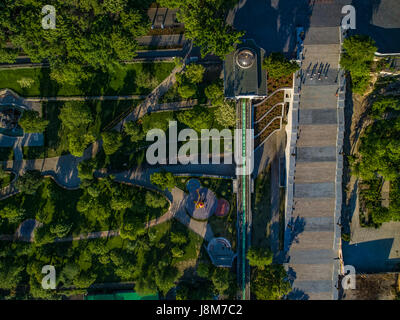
342,273 -> 399,300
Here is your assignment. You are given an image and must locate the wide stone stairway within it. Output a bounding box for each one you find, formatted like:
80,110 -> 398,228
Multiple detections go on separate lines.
286,25 -> 342,300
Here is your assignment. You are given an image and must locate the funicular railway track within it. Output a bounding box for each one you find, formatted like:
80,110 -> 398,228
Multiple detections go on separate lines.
237,98 -> 252,300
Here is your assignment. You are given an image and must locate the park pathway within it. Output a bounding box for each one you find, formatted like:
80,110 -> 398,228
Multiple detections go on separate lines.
284,20 -> 344,300
24,95 -> 147,102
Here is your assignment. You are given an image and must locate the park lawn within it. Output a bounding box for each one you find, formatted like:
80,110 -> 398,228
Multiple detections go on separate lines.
0,147 -> 14,161
23,99 -> 142,159
0,62 -> 174,97
252,166 -> 272,249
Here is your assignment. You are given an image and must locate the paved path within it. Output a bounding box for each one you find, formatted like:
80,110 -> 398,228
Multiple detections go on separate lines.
285,22 -> 342,300
24,95 -> 147,102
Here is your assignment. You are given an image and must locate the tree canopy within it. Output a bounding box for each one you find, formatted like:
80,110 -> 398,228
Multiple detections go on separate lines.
252,265 -> 291,300
150,171 -> 176,191
262,52 -> 299,79
101,131 -> 123,156
247,246 -> 273,269
159,0 -> 243,58
0,0 -> 149,84
18,110 -> 49,133
340,35 -> 377,95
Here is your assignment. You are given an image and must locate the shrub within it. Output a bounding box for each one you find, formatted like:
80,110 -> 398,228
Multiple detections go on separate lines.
262,52 -> 299,79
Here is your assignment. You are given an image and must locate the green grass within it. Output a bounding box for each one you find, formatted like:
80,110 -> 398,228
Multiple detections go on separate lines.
0,62 -> 174,97
252,167 -> 272,249
0,147 -> 14,161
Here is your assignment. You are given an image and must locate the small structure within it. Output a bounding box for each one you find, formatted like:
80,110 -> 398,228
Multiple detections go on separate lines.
215,198 -> 230,217
0,105 -> 23,137
224,39 -> 268,99
207,237 -> 235,267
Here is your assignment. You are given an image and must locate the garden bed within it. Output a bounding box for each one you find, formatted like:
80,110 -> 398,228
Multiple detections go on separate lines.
267,74 -> 293,92
255,104 -> 283,134
255,118 -> 281,147
254,91 -> 284,121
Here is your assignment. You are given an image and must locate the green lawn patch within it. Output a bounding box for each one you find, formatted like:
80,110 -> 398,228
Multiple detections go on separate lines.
0,62 -> 174,97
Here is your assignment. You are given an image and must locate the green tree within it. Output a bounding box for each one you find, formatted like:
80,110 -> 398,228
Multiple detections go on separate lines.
340,35 -> 377,94
102,131 -> 123,156
0,1 -> 149,85
0,258 -> 24,290
16,170 -> 43,195
68,132 -> 96,157
214,103 -> 236,128
77,159 -> 96,181
184,64 -> 205,84
196,262 -> 211,278
205,81 -> 225,106
124,121 -> 145,142
19,110 -> 49,133
150,171 -> 176,191
0,204 -> 26,223
252,265 -> 291,300
262,52 -> 300,79
174,1 -> 243,58
120,212 -> 145,240
49,221 -> 72,238
59,103 -> 93,131
247,246 -> 273,269
176,105 -> 213,132
145,191 -> 168,209
176,279 -> 214,300
211,268 -> 230,295
177,82 -> 197,99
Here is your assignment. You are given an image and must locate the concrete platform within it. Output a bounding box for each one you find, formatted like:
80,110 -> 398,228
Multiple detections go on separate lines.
303,27 -> 339,45
297,125 -> 337,147
293,198 -> 336,218
294,161 -> 336,183
294,182 -> 335,198
288,249 -> 334,265
290,279 -> 332,294
299,109 -> 337,125
290,233 -> 334,251
297,146 -> 336,162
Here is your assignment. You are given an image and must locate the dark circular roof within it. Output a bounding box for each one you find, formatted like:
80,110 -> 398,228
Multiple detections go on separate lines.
236,49 -> 255,69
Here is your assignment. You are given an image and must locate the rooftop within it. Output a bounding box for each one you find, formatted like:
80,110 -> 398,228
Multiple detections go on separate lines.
224,39 -> 268,99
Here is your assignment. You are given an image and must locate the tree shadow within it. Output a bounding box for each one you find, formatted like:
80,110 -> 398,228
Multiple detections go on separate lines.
343,237 -> 400,272
38,67 -> 60,97
231,0 -> 313,56
351,0 -> 400,54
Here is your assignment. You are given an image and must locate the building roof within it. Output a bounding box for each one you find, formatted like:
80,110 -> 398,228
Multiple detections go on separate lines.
207,237 -> 235,267
224,39 -> 268,98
